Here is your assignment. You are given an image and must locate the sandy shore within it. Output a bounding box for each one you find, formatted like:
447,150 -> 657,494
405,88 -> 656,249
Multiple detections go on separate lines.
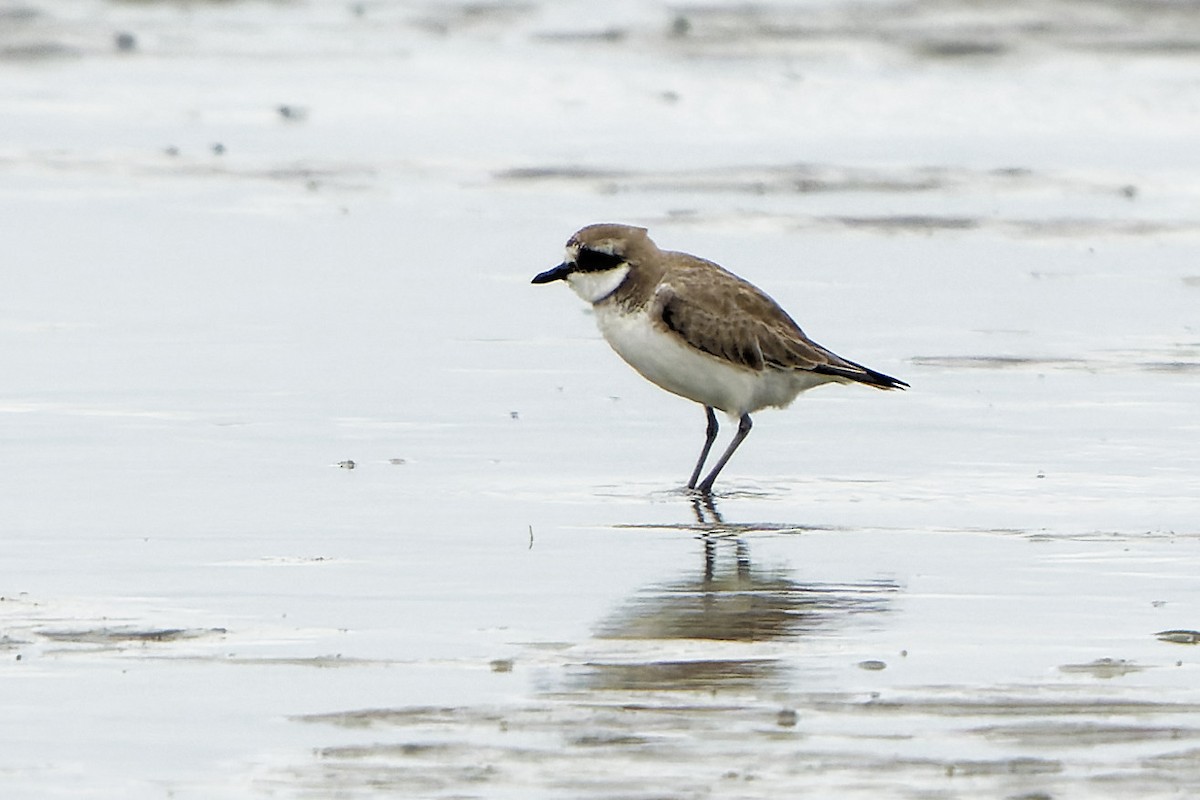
2,1 -> 1199,797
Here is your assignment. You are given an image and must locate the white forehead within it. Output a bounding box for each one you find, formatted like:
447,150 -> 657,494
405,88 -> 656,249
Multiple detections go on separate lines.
566,238 -> 619,260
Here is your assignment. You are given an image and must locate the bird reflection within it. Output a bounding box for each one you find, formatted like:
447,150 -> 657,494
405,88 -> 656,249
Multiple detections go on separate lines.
579,495 -> 897,693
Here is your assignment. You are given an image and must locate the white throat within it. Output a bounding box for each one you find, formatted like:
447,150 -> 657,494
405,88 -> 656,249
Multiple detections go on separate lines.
566,264 -> 631,304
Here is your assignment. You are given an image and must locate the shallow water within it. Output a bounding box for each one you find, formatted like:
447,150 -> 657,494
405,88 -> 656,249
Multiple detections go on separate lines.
2,0 -> 1199,797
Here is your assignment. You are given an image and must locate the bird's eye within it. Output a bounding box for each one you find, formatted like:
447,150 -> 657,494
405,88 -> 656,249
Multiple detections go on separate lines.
575,247 -> 625,272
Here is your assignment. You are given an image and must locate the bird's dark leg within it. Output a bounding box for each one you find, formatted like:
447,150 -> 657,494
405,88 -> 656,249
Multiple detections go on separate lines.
686,406 -> 720,490
696,413 -> 752,495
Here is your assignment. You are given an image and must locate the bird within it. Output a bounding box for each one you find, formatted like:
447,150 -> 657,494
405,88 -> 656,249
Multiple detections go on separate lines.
532,223 -> 907,495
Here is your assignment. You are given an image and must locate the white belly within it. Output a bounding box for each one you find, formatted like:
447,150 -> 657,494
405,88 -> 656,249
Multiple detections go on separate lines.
593,305 -> 834,416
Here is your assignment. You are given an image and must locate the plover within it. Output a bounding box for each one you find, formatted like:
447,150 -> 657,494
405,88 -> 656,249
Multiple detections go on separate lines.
533,223 -> 907,494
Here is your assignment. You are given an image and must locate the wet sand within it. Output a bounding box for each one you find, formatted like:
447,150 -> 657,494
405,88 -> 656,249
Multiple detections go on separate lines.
2,0 -> 1199,797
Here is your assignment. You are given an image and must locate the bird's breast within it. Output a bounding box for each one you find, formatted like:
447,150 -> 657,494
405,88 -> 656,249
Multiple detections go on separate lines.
592,303 -> 776,415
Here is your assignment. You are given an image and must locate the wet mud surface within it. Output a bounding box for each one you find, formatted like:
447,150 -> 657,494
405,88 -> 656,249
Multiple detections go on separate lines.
3,0 -> 1199,797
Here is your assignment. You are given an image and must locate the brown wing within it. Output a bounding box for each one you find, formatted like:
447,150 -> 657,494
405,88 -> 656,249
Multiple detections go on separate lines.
650,259 -> 826,371
651,257 -> 908,390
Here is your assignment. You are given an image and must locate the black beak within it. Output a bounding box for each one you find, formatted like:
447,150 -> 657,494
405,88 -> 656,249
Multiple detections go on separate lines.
531,262 -> 573,284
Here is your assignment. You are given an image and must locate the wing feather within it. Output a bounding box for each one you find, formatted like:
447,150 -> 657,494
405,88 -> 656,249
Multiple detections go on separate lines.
651,263 -> 824,372
650,259 -> 907,390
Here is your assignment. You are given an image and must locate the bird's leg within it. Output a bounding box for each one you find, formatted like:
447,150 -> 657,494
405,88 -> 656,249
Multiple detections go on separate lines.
696,413 -> 753,495
686,406 -> 720,490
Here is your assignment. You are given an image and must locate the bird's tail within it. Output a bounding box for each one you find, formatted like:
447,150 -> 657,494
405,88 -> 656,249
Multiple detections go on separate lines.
812,358 -> 909,390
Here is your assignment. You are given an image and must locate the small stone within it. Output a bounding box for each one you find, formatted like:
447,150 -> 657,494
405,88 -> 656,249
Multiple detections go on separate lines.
277,104 -> 309,122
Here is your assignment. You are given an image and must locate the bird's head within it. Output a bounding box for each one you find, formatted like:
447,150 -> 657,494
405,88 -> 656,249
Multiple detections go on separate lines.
532,224 -> 653,303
